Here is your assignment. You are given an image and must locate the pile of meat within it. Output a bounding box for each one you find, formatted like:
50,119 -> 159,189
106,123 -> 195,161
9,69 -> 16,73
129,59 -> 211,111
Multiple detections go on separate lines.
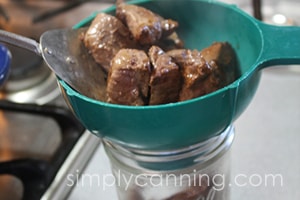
83,2 -> 237,106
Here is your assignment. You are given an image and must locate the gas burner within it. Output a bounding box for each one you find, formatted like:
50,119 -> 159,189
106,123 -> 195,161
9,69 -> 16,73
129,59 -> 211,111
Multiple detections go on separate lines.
0,70 -> 61,105
0,45 -> 61,104
0,0 -> 70,104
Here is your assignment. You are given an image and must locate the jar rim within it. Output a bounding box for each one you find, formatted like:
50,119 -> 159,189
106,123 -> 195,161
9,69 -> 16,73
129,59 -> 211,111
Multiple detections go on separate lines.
103,126 -> 235,171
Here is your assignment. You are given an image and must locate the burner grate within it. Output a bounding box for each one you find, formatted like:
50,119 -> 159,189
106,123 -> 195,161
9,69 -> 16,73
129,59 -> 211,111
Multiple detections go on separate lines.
0,100 -> 85,200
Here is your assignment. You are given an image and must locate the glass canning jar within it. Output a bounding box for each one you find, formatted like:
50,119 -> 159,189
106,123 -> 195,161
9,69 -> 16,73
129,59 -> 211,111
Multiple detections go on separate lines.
103,126 -> 235,200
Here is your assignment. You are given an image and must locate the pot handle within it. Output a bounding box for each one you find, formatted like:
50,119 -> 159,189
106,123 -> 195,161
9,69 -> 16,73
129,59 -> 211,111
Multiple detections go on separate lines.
257,23 -> 300,68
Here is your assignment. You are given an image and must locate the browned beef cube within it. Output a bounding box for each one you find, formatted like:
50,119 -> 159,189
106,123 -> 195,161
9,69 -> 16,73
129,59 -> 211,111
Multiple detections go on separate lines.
168,41 -> 238,102
167,49 -> 216,101
116,3 -> 178,45
201,42 -> 237,85
83,13 -> 137,72
148,46 -> 182,105
107,49 -> 151,105
116,3 -> 161,45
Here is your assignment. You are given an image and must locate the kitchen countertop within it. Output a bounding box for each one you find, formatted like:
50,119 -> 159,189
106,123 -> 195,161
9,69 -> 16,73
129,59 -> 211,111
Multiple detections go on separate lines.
66,1 -> 300,199
231,66 -> 300,199
67,66 -> 300,200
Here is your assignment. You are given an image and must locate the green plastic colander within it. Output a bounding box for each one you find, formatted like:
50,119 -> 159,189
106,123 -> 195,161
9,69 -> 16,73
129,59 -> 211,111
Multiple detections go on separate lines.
58,0 -> 300,150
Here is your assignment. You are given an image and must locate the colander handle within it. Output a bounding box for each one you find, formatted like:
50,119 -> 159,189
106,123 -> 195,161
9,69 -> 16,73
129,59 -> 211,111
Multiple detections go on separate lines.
257,23 -> 300,68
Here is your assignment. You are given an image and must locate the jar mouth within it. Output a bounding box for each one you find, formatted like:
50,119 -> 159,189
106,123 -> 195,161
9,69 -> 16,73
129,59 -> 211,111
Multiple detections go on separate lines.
103,126 -> 235,171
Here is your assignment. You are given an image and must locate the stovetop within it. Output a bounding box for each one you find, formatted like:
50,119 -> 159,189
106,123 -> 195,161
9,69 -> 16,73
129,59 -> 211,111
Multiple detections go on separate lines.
0,1 -> 299,200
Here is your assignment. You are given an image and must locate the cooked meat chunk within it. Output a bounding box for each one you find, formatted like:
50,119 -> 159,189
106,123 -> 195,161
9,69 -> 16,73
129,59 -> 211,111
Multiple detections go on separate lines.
116,3 -> 178,45
83,13 -> 137,72
201,42 -> 237,85
83,1 -> 238,105
167,42 -> 237,101
107,49 -> 151,105
148,46 -> 182,105
167,49 -> 217,101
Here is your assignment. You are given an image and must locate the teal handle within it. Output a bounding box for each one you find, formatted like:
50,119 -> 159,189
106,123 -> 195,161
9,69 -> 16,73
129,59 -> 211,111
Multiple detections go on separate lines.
257,22 -> 300,68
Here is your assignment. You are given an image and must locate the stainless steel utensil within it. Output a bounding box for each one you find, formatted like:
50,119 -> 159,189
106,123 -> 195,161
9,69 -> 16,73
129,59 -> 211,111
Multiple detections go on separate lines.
0,28 -> 106,100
